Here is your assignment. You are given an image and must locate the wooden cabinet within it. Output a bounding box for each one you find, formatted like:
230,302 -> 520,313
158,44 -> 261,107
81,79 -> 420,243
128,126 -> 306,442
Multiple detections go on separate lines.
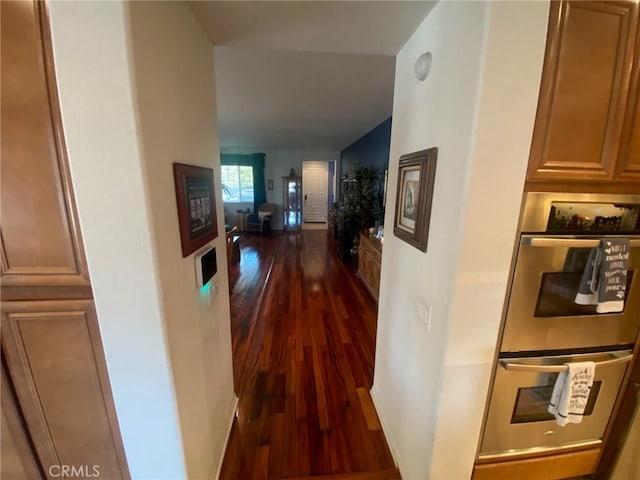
0,1 -> 128,477
283,176 -> 302,231
526,0 -> 640,190
358,232 -> 382,302
483,4 -> 639,473
1,301 -> 128,478
472,447 -> 601,480
2,365 -> 43,480
1,0 -> 92,302
597,335 -> 640,477
616,19 -> 640,182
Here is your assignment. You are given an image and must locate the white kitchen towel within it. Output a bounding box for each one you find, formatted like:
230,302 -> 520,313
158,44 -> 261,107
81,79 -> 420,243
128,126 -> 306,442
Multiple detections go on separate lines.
547,361 -> 595,426
596,239 -> 630,313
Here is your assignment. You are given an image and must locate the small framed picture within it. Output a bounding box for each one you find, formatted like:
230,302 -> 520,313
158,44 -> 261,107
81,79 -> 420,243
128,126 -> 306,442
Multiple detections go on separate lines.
173,163 -> 218,257
393,147 -> 438,252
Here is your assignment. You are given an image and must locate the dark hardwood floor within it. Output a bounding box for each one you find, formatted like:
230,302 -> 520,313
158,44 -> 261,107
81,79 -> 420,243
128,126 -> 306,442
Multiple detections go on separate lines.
221,230 -> 399,480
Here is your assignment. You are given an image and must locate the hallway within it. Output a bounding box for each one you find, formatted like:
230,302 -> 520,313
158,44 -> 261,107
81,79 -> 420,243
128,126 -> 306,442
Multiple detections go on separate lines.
221,231 -> 398,479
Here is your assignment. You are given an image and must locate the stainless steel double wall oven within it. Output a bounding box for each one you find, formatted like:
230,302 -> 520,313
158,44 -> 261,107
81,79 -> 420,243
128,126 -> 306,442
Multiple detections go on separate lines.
479,193 -> 640,459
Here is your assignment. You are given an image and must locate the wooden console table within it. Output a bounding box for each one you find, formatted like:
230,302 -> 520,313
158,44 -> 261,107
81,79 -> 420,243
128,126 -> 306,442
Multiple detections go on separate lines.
358,231 -> 382,302
226,226 -> 240,266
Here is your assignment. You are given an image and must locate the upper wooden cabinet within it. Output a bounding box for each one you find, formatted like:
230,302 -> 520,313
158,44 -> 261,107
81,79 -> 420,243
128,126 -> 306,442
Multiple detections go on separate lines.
0,0 -> 91,301
616,24 -> 640,182
526,0 -> 640,189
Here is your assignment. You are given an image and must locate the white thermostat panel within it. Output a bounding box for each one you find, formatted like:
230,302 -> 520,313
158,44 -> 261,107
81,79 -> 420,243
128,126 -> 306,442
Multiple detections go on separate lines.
194,244 -> 217,288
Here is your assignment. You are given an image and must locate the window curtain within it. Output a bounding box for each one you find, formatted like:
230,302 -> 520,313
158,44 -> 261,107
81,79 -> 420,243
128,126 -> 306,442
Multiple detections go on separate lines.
220,153 -> 266,213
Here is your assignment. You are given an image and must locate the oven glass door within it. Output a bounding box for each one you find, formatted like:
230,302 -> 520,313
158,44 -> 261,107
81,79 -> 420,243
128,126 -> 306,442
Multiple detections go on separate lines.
479,350 -> 632,459
501,236 -> 640,353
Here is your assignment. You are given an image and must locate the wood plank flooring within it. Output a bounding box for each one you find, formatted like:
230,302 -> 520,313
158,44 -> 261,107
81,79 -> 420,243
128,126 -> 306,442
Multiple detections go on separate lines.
222,231 -> 399,480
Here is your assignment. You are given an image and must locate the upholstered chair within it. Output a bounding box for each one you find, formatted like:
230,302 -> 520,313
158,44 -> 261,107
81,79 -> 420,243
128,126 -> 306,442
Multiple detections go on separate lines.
246,203 -> 276,233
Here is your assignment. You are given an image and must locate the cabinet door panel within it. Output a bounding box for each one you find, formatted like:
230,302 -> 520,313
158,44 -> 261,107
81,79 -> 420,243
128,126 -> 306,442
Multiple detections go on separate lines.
357,235 -> 381,301
527,1 -> 638,182
616,28 -> 640,182
618,94 -> 640,180
0,0 -> 90,298
1,301 -> 128,479
1,367 -> 43,479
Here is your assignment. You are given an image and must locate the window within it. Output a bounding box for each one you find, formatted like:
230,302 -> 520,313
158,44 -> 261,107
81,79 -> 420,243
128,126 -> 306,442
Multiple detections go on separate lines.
221,165 -> 254,203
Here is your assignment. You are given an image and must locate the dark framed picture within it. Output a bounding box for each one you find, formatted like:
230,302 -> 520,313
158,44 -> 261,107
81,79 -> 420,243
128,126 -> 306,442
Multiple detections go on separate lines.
173,163 -> 218,257
393,147 -> 438,252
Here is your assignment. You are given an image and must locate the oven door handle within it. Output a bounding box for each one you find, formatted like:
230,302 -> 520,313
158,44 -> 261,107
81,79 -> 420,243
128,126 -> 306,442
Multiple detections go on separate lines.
521,237 -> 640,248
499,351 -> 633,373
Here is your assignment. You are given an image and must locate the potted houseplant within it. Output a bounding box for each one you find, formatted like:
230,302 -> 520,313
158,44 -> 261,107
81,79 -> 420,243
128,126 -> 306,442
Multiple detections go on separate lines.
335,164 -> 384,262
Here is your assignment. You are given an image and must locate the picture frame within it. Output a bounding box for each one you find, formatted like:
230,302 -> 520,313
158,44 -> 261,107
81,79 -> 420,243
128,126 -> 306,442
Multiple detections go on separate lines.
393,147 -> 438,252
173,163 -> 218,257
382,169 -> 389,207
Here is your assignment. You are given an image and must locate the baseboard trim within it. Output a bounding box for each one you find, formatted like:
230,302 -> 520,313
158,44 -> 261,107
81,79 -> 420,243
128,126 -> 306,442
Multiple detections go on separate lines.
370,388 -> 402,473
214,395 -> 239,480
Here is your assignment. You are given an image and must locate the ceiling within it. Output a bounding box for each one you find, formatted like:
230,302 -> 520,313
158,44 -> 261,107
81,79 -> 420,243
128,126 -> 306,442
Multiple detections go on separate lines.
212,47 -> 396,150
189,1 -> 436,150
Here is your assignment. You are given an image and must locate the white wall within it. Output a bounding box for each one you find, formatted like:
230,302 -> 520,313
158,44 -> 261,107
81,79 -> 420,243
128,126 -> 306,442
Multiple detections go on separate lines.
126,2 -> 236,479
49,1 -> 236,478
372,2 -> 549,479
430,3 -> 549,478
221,147 -> 339,229
48,2 -> 186,478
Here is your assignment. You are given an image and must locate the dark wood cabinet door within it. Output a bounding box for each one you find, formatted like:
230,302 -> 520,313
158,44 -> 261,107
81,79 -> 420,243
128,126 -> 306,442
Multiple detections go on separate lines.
527,0 -> 639,184
1,300 -> 128,480
0,0 -> 91,301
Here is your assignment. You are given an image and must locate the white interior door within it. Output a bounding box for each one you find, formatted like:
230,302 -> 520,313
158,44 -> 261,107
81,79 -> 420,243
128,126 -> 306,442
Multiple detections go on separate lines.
302,161 -> 328,222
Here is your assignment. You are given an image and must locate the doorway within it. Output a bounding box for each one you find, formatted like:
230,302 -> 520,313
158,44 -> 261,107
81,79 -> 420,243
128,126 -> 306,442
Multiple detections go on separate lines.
302,161 -> 329,223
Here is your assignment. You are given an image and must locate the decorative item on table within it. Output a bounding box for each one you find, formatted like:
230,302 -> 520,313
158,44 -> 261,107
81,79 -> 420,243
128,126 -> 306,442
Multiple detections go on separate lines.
173,163 -> 218,257
393,147 -> 437,252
